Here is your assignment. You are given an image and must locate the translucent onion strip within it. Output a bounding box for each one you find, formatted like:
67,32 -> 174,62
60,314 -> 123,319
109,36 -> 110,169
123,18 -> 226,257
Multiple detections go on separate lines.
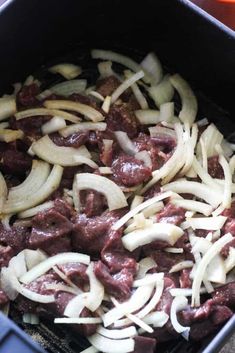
148,75 -> 174,107
49,79 -> 87,96
112,191 -> 172,230
219,154 -> 232,208
0,172 -> 7,212
191,233 -> 233,307
85,262 -> 104,312
163,180 -> 222,208
44,100 -> 105,122
32,135 -> 94,167
20,252 -> 90,284
171,199 -> 213,216
0,96 -> 16,121
170,296 -> 190,335
170,74 -> 197,125
18,201 -> 54,219
96,325 -> 137,339
3,165 -> 63,214
15,108 -> 82,123
88,333 -> 135,353
49,63 -> 82,80
60,122 -> 107,138
55,317 -> 102,324
122,223 -> 184,252
0,129 -> 24,143
111,70 -> 145,103
75,173 -> 127,211
41,116 -> 66,135
140,52 -> 163,85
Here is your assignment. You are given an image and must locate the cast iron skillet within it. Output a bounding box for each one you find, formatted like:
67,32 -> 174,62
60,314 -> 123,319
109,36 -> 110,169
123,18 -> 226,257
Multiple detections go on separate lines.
0,0 -> 234,352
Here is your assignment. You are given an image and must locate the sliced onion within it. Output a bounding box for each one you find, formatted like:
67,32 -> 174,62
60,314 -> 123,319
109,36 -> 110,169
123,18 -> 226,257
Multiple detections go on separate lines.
75,173 -> 127,211
112,191 -> 172,230
142,201 -> 164,218
0,129 -> 23,142
55,317 -> 102,324
102,285 -> 154,327
88,333 -> 134,353
169,261 -> 194,273
8,251 -> 27,279
97,325 -> 137,339
0,172 -> 7,212
170,296 -> 190,335
170,287 -> 207,297
165,247 -> 184,254
133,273 -> 163,287
148,75 -> 174,107
3,164 -> 63,214
136,257 -> 156,279
141,52 -> 163,85
7,160 -> 50,203
191,232 -> 233,307
171,199 -> 213,217
41,116 -> 66,135
0,96 -> 16,121
122,223 -> 184,252
91,49 -> 148,82
130,195 -> 144,210
98,61 -> 115,78
140,311 -> 169,328
85,262 -> 104,312
111,70 -> 145,103
20,252 -> 90,284
135,109 -> 160,125
159,102 -> 174,122
197,124 -> 223,158
124,213 -> 153,234
170,74 -> 197,125
44,100 -> 105,122
135,150 -> 152,168
1,267 -> 18,300
89,90 -> 105,101
60,122 -> 107,138
124,70 -> 148,109
24,249 -> 48,270
15,108 -> 82,123
49,63 -> 81,79
219,154 -> 232,208
124,313 -> 153,333
179,123 -> 198,176
141,123 -> 184,192
101,96 -> 111,113
49,79 -> 87,96
162,180 -> 222,208
183,216 -> 227,231
18,201 -> 54,219
0,121 -> 9,129
149,125 -> 176,139
32,135 -> 92,166
99,167 -> 112,175
64,292 -> 88,318
114,131 -> 137,155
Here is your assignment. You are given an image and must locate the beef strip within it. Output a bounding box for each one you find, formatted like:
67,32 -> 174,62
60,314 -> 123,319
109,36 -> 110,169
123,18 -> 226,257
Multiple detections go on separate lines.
107,103 -> 138,138
17,83 -> 40,108
50,131 -> 89,148
207,156 -> 224,179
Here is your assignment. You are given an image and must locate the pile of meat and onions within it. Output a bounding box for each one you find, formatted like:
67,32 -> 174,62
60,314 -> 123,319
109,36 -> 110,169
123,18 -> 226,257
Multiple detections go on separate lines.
0,49 -> 234,353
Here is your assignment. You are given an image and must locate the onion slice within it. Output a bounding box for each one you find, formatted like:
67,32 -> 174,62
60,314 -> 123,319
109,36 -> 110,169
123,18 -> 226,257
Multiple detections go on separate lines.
183,216 -> 227,231
48,79 -> 87,96
32,135 -> 93,167
112,191 -> 172,231
169,261 -> 194,273
18,201 -> 54,219
141,52 -> 163,85
41,116 -> 66,134
191,232 -> 233,307
136,257 -> 157,279
88,333 -> 135,353
0,172 -> 7,212
0,96 -> 16,121
114,131 -> 137,155
60,122 -> 107,138
122,223 -> 183,252
44,100 -> 105,122
97,326 -> 137,339
148,75 -> 174,107
170,74 -> 197,125
75,173 -> 127,211
111,70 -> 144,103
20,252 -> 90,284
135,109 -> 160,125
55,317 -> 102,324
49,63 -> 82,79
0,129 -> 23,142
3,164 -> 63,214
15,108 -> 82,123
85,262 -> 104,312
170,296 -> 190,336
171,199 -> 213,217
162,180 -> 222,208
